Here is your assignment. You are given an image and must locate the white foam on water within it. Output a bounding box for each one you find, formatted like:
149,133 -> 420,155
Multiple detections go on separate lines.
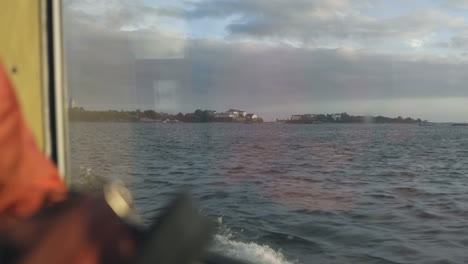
71,166 -> 107,191
212,231 -> 296,264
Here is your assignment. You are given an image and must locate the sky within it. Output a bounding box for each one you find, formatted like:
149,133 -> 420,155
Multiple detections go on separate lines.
63,0 -> 468,122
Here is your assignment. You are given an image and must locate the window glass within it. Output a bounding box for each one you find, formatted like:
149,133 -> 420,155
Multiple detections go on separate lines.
64,1 -> 468,263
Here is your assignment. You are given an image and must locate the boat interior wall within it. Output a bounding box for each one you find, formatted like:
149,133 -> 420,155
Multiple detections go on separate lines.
0,1 -> 47,152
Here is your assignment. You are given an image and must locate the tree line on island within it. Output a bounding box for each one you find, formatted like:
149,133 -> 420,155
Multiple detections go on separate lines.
69,107 -> 426,124
69,108 -> 263,123
284,113 -> 426,124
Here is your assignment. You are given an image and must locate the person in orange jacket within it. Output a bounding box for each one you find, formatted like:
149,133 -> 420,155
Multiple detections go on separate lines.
0,62 -> 137,264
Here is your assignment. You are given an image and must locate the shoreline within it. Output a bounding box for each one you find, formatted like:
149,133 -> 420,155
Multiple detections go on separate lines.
69,120 -> 437,125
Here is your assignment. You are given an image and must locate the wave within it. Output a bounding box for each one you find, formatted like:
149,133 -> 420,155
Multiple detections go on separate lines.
70,166 -> 108,191
212,234 -> 296,264
211,217 -> 296,264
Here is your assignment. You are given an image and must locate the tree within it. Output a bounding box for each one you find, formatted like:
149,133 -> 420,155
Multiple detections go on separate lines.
340,112 -> 351,122
315,114 -> 328,123
175,112 -> 184,121
184,113 -> 194,122
192,109 -> 213,122
143,110 -> 157,119
193,109 -> 203,122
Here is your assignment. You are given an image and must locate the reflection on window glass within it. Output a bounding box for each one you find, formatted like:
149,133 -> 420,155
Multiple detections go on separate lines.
64,0 -> 468,263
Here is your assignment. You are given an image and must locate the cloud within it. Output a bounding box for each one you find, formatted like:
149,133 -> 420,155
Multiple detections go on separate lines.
442,0 -> 468,9
64,0 -> 468,52
64,22 -> 468,109
64,0 -> 182,30
433,27 -> 468,52
450,34 -> 468,48
63,3 -> 189,109
63,0 -> 468,121
184,0 -> 465,47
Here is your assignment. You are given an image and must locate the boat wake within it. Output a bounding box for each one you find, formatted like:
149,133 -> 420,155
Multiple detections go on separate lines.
211,218 -> 296,264
70,166 -> 108,191
212,234 -> 296,264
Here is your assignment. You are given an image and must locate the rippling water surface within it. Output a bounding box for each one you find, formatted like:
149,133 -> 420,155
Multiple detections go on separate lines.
70,123 -> 468,264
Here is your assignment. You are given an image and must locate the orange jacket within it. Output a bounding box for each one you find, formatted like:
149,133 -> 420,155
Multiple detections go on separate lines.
0,62 -> 66,225
0,62 -> 136,264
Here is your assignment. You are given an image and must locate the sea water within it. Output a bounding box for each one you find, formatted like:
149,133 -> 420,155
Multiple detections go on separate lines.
70,122 -> 468,264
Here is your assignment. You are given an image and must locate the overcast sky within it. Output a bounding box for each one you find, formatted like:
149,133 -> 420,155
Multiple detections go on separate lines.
64,0 -> 468,121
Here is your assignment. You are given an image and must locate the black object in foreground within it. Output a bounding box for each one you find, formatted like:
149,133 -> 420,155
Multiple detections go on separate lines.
133,193 -> 250,264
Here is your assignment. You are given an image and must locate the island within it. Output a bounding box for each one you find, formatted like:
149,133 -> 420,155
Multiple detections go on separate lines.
69,107 -> 264,123
68,98 -> 426,125
282,113 -> 426,124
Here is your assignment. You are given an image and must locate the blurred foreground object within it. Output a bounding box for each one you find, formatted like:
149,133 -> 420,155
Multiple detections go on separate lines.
0,63 -> 244,264
0,61 -> 136,264
0,194 -> 137,264
0,62 -> 65,226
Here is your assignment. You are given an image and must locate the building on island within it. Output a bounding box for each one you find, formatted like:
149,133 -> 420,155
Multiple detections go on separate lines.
291,115 -> 303,121
288,113 -> 343,123
69,98 -> 77,109
215,109 -> 261,122
331,114 -> 342,120
291,114 -> 315,121
246,114 -> 257,119
216,112 -> 236,118
227,109 -> 248,117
